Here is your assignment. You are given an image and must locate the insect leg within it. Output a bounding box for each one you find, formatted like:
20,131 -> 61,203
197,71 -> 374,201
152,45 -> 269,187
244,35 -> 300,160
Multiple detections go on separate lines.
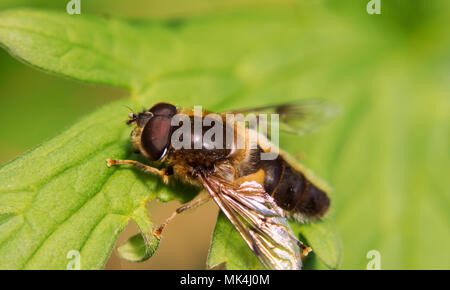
297,241 -> 312,258
153,193 -> 211,239
106,158 -> 169,183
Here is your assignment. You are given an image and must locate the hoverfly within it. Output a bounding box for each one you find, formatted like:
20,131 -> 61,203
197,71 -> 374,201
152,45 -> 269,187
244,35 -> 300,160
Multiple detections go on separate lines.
106,100 -> 337,270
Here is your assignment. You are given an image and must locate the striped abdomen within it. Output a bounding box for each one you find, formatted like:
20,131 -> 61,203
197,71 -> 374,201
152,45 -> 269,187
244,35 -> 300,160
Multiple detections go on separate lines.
261,156 -> 330,220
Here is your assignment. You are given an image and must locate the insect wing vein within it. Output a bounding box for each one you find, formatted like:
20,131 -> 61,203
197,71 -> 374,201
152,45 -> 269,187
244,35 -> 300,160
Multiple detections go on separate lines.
224,99 -> 339,136
199,175 -> 302,270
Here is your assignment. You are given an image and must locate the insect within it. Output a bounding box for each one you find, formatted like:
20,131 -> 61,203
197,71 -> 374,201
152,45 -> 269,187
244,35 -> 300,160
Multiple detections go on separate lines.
106,100 -> 337,270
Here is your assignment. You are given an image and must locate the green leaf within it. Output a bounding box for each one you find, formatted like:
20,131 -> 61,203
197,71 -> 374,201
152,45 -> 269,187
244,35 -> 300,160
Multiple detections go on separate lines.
291,218 -> 342,269
0,9 -> 146,90
0,7 -> 345,269
118,234 -> 150,262
1,1 -> 448,270
117,206 -> 160,262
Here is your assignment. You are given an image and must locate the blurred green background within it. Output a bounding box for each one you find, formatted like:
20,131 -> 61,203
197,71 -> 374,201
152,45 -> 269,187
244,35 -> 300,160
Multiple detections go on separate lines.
0,0 -> 448,269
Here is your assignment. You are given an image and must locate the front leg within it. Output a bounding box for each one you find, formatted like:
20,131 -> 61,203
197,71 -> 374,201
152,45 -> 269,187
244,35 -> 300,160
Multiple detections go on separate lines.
106,158 -> 170,184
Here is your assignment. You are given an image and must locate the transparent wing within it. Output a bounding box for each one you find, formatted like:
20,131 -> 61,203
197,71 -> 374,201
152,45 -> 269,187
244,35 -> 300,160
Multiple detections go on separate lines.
198,173 -> 302,270
224,99 -> 340,136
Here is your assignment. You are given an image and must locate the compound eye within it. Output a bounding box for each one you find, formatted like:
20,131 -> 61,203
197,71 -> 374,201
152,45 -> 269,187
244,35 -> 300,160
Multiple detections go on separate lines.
141,115 -> 172,161
149,103 -> 176,117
